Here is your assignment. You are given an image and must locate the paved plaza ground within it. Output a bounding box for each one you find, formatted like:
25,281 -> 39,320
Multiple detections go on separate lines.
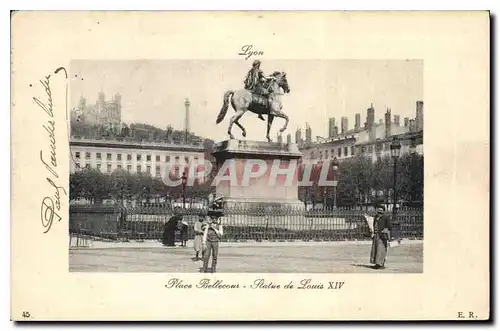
69,240 -> 423,273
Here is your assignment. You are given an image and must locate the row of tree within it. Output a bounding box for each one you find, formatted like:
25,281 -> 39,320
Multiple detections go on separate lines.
298,154 -> 424,207
70,154 -> 423,207
70,168 -> 215,205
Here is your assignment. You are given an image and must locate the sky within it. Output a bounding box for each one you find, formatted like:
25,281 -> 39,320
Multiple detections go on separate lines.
70,59 -> 423,141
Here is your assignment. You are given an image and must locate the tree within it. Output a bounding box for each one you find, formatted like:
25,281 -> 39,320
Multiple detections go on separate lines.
395,154 -> 423,205
76,168 -> 111,204
371,157 -> 393,204
336,158 -> 358,206
69,171 -> 85,201
109,169 -> 134,204
135,172 -> 154,202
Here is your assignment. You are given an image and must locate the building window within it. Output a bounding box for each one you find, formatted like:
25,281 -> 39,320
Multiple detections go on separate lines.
127,154 -> 132,161
156,155 -> 160,162
85,152 -> 91,159
147,155 -> 151,162
165,155 -> 170,163
368,146 -> 373,153
97,164 -> 101,170
85,164 -> 90,169
107,164 -> 112,173
185,156 -> 189,164
361,146 -> 366,153
96,153 -> 101,160
175,156 -> 180,163
137,154 -> 142,161
137,165 -> 142,172
325,150 -> 329,159
155,165 -> 160,176
338,148 -> 341,157
127,165 -> 132,172
344,147 -> 348,156
75,152 -> 80,159
107,153 -> 112,161
310,152 -> 314,158
194,157 -> 198,164
117,165 -> 122,169
351,146 -> 355,155
146,166 -> 151,174
319,152 -> 323,159
117,154 -> 122,161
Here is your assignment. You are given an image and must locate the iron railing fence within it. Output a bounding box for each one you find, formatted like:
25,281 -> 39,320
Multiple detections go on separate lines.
69,204 -> 423,243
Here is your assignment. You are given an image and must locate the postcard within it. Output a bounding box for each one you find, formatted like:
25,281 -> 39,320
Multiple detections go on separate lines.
11,11 -> 490,321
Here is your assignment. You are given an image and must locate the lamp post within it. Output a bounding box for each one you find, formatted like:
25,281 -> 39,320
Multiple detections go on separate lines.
322,161 -> 327,208
332,157 -> 339,209
409,138 -> 417,204
181,171 -> 187,209
390,137 -> 402,235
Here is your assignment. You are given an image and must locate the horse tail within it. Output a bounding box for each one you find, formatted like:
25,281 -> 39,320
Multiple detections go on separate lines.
216,91 -> 234,124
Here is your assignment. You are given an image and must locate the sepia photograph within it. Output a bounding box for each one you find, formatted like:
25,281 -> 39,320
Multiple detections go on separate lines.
10,11 -> 489,321
68,59 -> 424,273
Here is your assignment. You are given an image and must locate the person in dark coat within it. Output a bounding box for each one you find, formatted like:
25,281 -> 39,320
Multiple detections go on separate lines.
370,205 -> 393,269
163,211 -> 182,247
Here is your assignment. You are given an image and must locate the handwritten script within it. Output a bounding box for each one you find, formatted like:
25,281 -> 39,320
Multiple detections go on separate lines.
165,277 -> 345,290
34,67 -> 68,234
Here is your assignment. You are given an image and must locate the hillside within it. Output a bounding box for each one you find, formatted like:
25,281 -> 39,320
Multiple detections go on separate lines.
70,121 -> 211,147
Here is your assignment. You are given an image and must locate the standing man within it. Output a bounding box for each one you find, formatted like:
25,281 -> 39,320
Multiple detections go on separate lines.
370,205 -> 393,269
202,215 -> 224,273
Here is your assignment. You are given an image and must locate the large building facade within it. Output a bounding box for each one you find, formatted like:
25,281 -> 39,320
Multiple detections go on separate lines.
300,101 -> 424,163
70,138 -> 205,178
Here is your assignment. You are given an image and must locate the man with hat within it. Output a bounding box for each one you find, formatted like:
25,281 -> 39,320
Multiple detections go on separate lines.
243,60 -> 274,121
202,214 -> 224,273
369,205 -> 393,269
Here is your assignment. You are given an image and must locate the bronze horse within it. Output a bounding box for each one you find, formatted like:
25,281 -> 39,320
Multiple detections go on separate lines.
216,71 -> 290,142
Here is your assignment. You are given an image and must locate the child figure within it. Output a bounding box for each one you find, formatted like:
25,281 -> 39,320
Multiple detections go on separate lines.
192,216 -> 205,261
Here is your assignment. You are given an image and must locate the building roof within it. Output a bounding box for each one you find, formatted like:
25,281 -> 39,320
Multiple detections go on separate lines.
69,137 -> 205,153
355,129 -> 423,146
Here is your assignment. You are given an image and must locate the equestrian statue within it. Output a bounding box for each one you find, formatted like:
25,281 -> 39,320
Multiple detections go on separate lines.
216,60 -> 291,142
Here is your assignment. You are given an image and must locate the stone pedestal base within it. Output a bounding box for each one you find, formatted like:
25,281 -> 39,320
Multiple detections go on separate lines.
212,139 -> 304,208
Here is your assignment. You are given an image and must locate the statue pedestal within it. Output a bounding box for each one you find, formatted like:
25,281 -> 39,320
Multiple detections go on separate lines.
212,139 -> 304,207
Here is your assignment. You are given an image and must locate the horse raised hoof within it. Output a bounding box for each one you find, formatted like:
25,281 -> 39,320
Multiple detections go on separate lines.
228,133 -> 235,139
279,127 -> 286,133
242,131 -> 247,137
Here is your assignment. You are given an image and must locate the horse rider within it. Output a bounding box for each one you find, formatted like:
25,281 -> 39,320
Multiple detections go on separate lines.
244,60 -> 274,121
